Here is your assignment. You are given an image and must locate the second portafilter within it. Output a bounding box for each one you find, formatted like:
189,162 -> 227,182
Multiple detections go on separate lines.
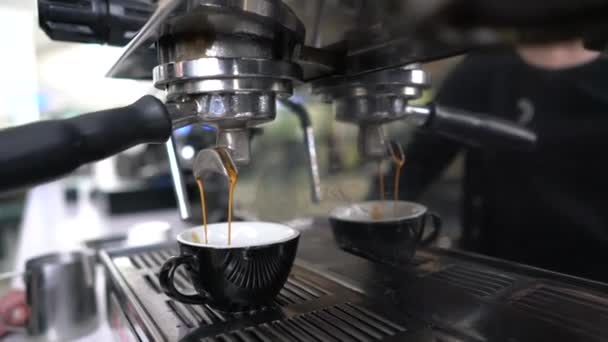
312,64 -> 537,160
312,65 -> 429,160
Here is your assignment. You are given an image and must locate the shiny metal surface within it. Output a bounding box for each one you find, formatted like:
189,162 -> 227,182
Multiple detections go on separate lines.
357,124 -> 387,160
102,223 -> 608,342
107,0 -> 184,79
101,248 -> 166,341
312,66 -> 430,124
165,101 -> 200,129
106,0 -> 608,80
167,79 -> 294,97
107,0 -> 469,81
186,93 -> 277,126
151,0 -> 304,172
25,252 -> 98,341
179,0 -> 305,38
109,0 -> 301,78
101,242 -> 430,342
216,129 -> 251,165
153,58 -> 302,87
144,0 -> 310,217
303,126 -> 322,202
193,147 -> 238,180
313,67 -> 430,95
166,136 -> 192,220
279,99 -> 322,203
313,65 -> 429,160
101,1 -> 535,221
404,103 -> 434,126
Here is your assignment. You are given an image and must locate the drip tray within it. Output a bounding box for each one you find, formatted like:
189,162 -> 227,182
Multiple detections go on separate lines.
102,244 -> 433,342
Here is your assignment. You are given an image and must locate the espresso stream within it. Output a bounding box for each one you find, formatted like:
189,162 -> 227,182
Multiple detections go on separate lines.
373,144 -> 406,220
226,159 -> 238,246
193,154 -> 239,246
391,149 -> 406,203
378,161 -> 385,201
194,179 -> 208,244
193,142 -> 402,242
374,161 -> 386,220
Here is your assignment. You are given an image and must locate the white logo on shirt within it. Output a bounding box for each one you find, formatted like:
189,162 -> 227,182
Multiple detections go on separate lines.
517,98 -> 535,126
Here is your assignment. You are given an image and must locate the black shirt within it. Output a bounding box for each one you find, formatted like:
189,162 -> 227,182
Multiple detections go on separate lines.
401,50 -> 608,281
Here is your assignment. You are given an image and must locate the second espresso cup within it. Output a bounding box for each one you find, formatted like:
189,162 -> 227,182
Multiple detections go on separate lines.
329,201 -> 441,265
159,222 -> 300,312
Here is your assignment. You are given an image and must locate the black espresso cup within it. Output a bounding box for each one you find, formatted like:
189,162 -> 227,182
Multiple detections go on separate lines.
159,222 -> 300,312
329,201 -> 441,265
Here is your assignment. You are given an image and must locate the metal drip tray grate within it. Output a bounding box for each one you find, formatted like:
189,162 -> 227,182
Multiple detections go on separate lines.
509,284 -> 608,337
203,303 -> 406,342
425,264 -> 515,298
104,245 -> 420,341
163,274 -> 334,330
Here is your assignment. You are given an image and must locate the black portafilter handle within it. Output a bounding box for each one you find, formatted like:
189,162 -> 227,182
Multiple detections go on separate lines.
407,103 -> 537,151
0,96 -> 172,193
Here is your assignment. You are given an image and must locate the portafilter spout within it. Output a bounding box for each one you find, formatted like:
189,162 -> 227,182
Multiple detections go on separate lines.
192,147 -> 238,182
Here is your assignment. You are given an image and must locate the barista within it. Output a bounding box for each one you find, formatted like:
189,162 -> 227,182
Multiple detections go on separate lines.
392,39 -> 608,282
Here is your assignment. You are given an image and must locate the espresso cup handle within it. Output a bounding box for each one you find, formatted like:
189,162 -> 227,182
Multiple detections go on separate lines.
159,255 -> 209,305
419,212 -> 442,246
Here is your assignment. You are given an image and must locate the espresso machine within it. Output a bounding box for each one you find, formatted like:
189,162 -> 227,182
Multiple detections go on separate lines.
2,0 -> 608,341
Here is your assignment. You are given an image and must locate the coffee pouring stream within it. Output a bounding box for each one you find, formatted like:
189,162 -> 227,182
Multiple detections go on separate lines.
193,147 -> 239,245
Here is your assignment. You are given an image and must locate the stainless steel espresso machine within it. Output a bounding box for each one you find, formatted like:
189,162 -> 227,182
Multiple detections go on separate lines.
3,0 -> 608,341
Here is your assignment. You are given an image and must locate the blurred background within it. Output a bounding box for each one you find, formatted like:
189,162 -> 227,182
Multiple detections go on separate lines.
0,0 -> 463,276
